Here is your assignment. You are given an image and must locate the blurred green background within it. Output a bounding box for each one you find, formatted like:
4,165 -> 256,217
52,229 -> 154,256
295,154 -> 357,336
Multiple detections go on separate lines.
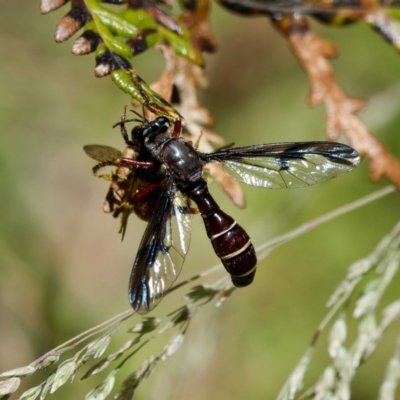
1,2 -> 400,399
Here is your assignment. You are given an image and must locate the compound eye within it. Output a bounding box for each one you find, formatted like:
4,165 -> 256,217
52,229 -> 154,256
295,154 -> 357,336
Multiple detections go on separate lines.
153,117 -> 171,133
140,126 -> 151,139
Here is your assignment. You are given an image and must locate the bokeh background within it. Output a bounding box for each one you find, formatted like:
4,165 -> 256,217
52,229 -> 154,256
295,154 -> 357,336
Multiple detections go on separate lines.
1,2 -> 400,399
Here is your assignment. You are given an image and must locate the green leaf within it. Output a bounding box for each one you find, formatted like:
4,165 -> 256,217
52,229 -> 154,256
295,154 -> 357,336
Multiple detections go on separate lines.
120,9 -> 158,31
93,21 -> 133,58
160,27 -> 203,66
111,70 -> 145,103
93,8 -> 139,38
111,70 -> 179,117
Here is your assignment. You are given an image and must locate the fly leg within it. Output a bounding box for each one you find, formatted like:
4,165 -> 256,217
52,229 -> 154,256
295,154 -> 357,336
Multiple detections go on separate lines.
93,159 -> 155,181
113,106 -> 142,145
172,118 -> 182,138
120,159 -> 156,168
93,157 -> 156,182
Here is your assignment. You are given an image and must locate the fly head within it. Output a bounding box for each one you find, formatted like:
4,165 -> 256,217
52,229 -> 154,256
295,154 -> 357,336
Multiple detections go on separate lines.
140,117 -> 171,143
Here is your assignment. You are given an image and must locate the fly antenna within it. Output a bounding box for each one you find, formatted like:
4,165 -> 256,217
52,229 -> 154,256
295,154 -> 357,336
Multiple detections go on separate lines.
129,109 -> 145,122
112,118 -> 143,128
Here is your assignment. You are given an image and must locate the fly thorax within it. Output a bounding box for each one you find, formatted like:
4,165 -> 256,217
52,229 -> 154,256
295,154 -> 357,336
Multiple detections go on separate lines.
143,133 -> 170,157
161,139 -> 203,183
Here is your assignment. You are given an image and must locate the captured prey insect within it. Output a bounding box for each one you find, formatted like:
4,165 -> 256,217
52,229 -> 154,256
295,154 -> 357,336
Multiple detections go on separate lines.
85,112 -> 360,314
84,111 -> 169,238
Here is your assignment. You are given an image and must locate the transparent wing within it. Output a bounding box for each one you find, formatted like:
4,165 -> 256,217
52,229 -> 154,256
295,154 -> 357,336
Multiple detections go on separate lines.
217,0 -> 392,14
129,180 -> 192,314
83,144 -> 122,162
203,142 -> 360,189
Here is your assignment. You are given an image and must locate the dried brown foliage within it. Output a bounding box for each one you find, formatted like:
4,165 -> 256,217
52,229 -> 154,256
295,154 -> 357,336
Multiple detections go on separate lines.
273,15 -> 400,187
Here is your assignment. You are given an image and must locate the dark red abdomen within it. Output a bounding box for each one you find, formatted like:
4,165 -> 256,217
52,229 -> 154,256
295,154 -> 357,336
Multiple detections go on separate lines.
182,180 -> 257,286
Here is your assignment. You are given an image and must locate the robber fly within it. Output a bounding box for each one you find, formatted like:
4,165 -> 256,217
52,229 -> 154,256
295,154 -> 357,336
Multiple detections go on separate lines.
85,112 -> 360,314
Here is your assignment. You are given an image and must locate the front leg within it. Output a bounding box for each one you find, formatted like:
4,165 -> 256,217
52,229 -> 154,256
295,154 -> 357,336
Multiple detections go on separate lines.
93,158 -> 156,181
112,106 -> 139,145
120,158 -> 156,168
